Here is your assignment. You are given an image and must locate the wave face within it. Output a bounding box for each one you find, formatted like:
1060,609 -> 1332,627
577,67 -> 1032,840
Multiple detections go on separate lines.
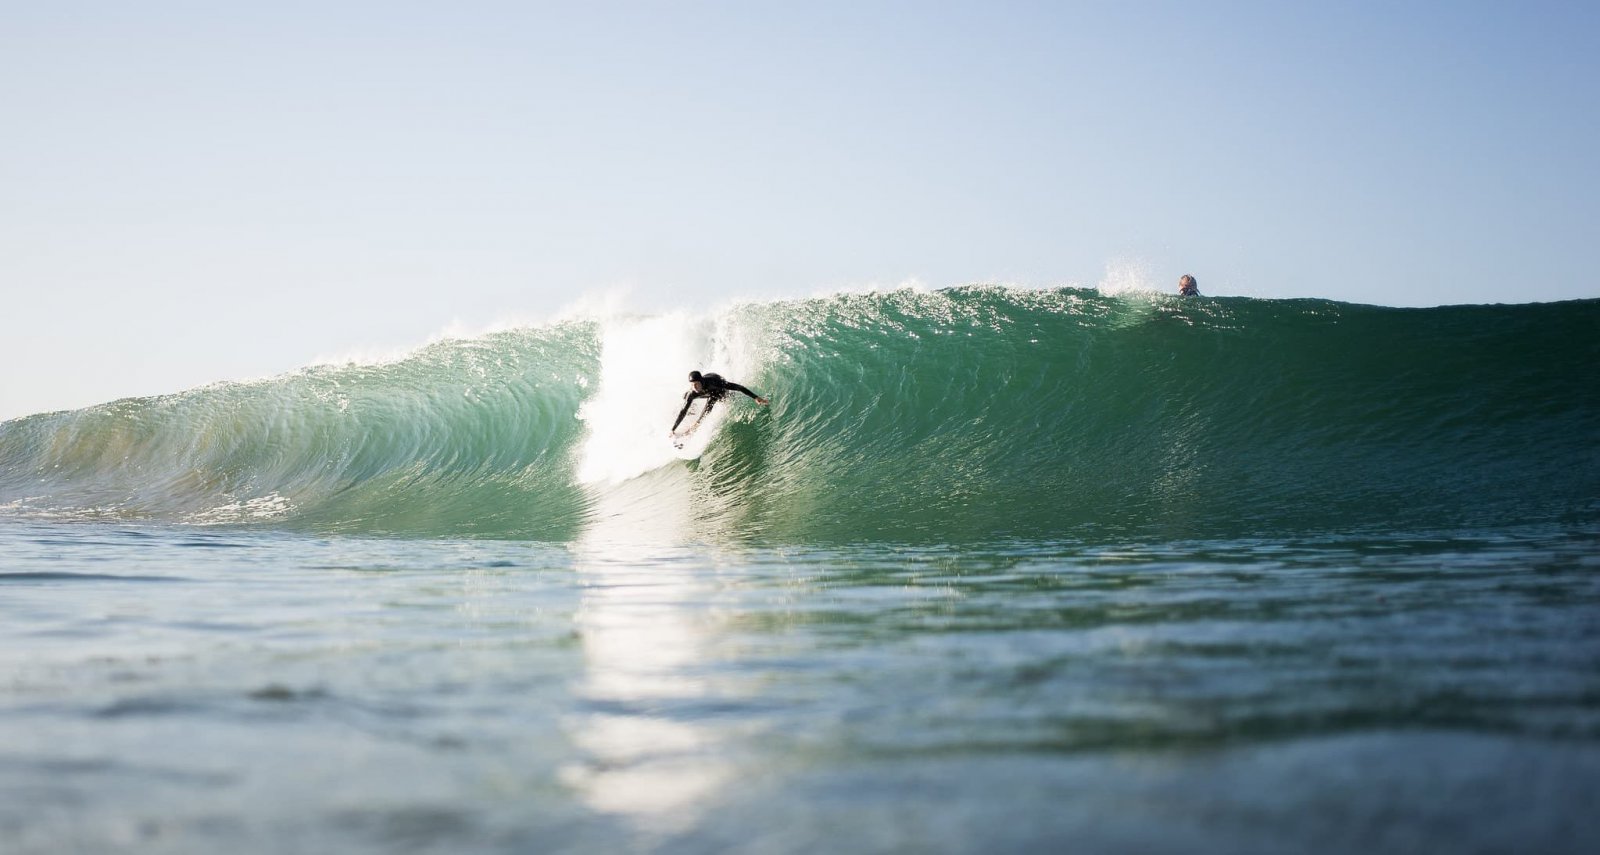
3,289 -> 1597,542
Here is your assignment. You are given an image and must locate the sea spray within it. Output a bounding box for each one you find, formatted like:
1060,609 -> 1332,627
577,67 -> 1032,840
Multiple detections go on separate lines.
576,312 -> 709,485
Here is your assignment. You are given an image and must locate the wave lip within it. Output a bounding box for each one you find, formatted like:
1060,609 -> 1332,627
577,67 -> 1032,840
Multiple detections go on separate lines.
2,289 -> 1597,542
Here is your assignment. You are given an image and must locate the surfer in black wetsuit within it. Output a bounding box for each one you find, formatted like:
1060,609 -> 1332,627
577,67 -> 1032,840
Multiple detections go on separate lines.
671,370 -> 768,432
1178,274 -> 1200,297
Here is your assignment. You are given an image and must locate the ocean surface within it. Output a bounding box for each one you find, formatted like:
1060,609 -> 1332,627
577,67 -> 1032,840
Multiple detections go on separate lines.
2,287 -> 1598,853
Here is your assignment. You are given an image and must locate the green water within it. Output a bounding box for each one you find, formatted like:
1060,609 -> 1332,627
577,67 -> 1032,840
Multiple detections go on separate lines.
2,522 -> 1598,853
4,290 -> 1596,539
2,290 -> 1597,852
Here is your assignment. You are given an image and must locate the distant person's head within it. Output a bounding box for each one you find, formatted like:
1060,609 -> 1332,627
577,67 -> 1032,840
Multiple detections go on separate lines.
1178,274 -> 1199,296
689,370 -> 704,391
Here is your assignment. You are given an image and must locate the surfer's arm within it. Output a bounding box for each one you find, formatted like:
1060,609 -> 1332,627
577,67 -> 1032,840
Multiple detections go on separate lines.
724,382 -> 768,404
671,393 -> 701,431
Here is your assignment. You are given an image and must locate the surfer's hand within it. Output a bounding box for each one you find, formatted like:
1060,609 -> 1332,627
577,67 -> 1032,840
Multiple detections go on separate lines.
756,397 -> 769,405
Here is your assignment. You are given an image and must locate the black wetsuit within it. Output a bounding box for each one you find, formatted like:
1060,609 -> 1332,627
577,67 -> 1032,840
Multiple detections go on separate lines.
672,373 -> 761,431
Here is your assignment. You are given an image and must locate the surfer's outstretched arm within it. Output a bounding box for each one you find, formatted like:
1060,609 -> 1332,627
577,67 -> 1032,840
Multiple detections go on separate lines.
724,382 -> 768,405
671,393 -> 701,431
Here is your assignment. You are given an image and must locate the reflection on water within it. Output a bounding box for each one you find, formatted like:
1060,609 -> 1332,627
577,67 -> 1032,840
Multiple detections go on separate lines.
1,519 -> 1597,854
565,470 -> 738,828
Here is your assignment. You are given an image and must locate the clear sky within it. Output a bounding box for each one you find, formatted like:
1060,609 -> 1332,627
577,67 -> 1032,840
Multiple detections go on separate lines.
3,1 -> 1597,421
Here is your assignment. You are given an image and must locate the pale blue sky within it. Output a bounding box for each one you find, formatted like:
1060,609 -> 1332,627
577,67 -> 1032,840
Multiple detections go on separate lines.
3,1 -> 1597,420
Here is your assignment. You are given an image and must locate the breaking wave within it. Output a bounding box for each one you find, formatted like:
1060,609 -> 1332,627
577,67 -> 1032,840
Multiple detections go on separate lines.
3,288 -> 1596,543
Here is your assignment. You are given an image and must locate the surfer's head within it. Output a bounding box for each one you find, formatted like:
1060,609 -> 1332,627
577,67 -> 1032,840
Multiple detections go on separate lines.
689,370 -> 704,391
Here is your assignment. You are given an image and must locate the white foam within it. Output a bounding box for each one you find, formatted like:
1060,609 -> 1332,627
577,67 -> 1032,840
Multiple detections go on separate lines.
575,309 -> 764,485
188,492 -> 294,525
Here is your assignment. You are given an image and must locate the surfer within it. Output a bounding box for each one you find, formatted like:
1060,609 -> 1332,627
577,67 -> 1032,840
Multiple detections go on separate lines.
671,370 -> 768,432
1178,274 -> 1200,297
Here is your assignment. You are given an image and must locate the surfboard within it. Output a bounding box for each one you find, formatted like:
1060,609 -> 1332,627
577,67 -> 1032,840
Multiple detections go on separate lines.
670,395 -> 730,459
